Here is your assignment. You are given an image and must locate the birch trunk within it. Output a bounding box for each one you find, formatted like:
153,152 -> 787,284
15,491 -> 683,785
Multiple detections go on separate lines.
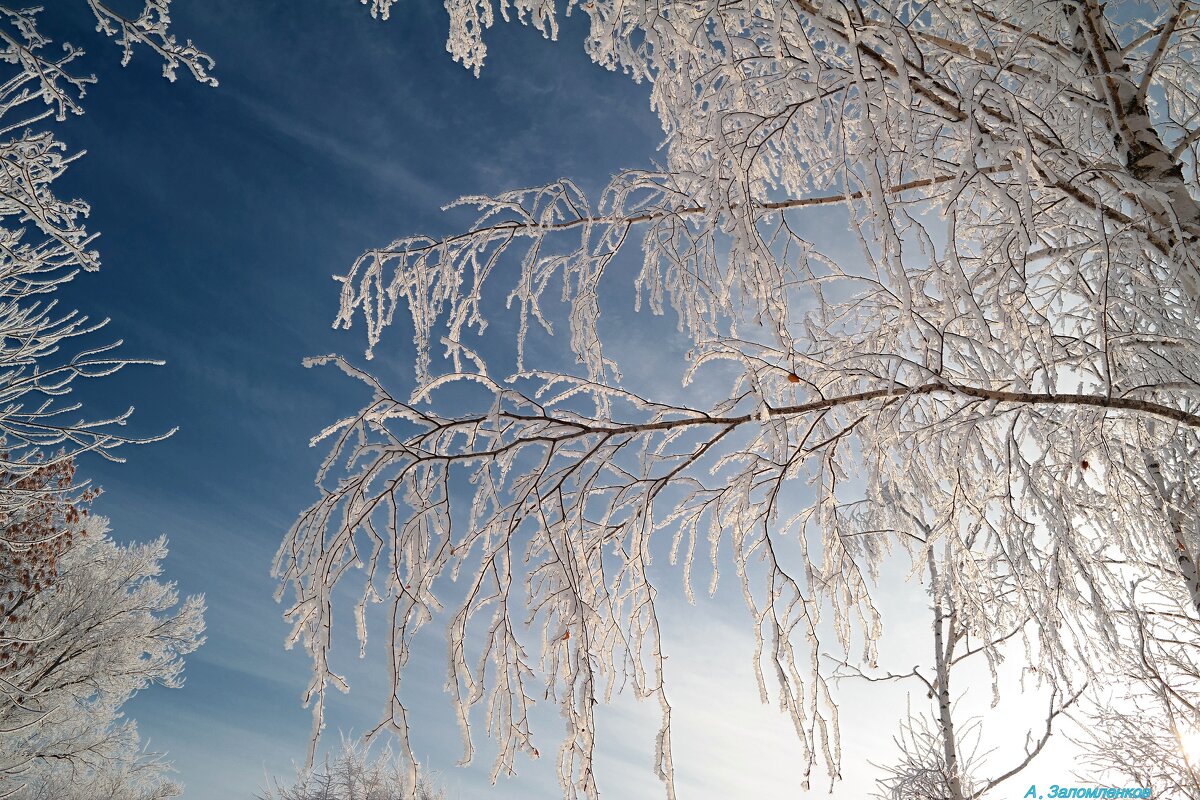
1069,0 -> 1200,310
928,549 -> 967,800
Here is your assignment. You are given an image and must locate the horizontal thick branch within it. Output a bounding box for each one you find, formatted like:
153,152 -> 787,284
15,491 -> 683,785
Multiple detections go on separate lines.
539,381 -> 1200,436
421,380 -> 1200,456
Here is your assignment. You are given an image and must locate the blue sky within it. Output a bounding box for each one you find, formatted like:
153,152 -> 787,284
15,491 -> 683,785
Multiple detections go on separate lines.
37,2 -> 1083,798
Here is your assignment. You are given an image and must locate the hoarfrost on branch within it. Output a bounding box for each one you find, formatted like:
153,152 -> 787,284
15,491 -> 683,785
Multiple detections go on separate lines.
0,2 -> 214,523
280,0 -> 1200,796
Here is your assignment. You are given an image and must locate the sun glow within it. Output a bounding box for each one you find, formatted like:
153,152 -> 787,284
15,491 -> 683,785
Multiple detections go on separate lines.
1178,729 -> 1200,765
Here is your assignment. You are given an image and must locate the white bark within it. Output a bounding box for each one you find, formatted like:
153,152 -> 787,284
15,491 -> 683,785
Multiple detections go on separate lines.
928,549 -> 967,800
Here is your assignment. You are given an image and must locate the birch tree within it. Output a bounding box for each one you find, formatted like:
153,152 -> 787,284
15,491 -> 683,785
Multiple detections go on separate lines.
0,6 -> 214,796
280,0 -> 1200,795
0,512 -> 204,798
0,2 -> 214,523
858,539 -> 1082,800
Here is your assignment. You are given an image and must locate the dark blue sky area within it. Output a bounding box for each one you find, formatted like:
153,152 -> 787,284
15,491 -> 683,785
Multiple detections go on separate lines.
40,2 -> 660,797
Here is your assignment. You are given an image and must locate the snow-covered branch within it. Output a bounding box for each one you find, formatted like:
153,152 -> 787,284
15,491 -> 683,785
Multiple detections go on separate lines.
287,0 -> 1200,795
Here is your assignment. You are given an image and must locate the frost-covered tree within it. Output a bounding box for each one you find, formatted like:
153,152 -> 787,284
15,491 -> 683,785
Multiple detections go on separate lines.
259,739 -> 446,800
0,458 -> 94,615
279,0 -> 1200,796
14,745 -> 183,800
0,7 -> 213,795
0,2 -> 213,522
0,513 -> 204,798
1069,570 -> 1200,797
857,535 -> 1081,800
1075,686 -> 1200,799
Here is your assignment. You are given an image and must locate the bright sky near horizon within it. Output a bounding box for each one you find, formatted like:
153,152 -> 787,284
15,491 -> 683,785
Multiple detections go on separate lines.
42,3 -> 1086,798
